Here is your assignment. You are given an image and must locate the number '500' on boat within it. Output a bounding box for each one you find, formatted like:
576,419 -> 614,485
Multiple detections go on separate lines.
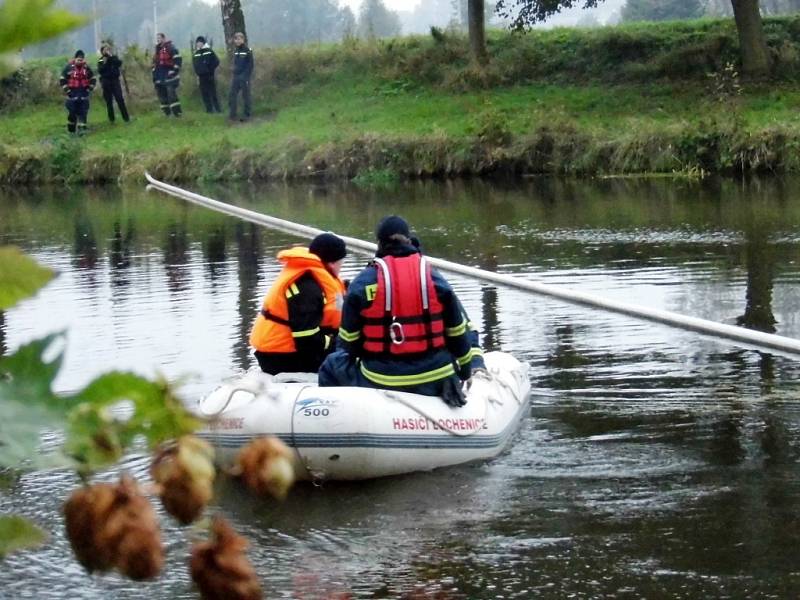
196,351 -> 531,481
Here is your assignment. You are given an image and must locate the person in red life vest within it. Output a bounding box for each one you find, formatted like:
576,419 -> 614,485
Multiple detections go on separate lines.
318,216 -> 481,407
59,50 -> 96,134
152,33 -> 182,117
250,233 -> 348,375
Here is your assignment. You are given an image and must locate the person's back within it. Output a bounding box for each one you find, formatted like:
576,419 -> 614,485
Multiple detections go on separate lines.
319,216 -> 475,407
250,233 -> 347,375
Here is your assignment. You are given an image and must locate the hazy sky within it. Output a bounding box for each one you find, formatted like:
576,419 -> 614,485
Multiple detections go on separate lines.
340,0 -> 420,12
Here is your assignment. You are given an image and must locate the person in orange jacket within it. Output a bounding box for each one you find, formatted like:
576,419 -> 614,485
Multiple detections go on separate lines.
250,233 -> 347,375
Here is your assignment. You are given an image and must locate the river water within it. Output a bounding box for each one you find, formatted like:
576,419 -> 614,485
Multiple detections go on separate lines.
1,178 -> 799,598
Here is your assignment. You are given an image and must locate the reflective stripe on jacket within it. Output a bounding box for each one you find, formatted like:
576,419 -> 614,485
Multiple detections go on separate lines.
249,247 -> 345,353
360,254 -> 445,356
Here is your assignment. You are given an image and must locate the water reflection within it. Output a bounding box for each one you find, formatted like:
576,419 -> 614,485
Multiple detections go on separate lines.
164,218 -> 190,295
2,178 -> 800,598
109,219 -> 135,291
203,225 -> 228,287
234,222 -> 261,370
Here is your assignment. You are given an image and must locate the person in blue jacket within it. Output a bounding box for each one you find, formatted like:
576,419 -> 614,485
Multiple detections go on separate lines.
318,216 -> 484,407
229,32 -> 253,121
192,36 -> 221,113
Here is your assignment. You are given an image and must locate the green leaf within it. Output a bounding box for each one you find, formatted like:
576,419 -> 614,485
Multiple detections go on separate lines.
64,404 -> 124,474
0,334 -> 72,469
0,334 -> 65,408
0,515 -> 47,558
0,0 -> 86,60
0,247 -> 55,310
65,373 -> 200,471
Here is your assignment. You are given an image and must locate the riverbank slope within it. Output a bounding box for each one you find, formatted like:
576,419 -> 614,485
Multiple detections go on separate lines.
3,17 -> 800,184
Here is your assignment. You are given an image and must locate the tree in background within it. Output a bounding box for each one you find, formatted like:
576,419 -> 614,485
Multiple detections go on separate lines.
494,0 -> 771,76
469,0 -> 489,64
357,0 -> 402,39
220,0 -> 247,55
621,0 -> 703,22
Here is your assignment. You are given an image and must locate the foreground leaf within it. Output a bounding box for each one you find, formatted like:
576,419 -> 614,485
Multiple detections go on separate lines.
65,373 -> 200,471
0,515 -> 47,558
0,0 -> 86,77
0,247 -> 55,310
0,335 -> 71,469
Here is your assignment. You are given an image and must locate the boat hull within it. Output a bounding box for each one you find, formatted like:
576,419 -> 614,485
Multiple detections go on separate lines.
197,351 -> 530,480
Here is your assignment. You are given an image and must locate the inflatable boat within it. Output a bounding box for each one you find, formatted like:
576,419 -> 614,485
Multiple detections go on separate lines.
196,351 -> 531,481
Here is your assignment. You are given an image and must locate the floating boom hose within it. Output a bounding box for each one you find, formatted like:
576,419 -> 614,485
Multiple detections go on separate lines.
145,173 -> 800,358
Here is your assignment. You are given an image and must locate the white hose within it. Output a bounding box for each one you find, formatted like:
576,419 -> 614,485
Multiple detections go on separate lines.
145,173 -> 800,358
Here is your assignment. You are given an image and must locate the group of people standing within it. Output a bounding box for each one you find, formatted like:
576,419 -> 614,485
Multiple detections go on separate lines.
250,216 -> 485,407
59,31 -> 254,134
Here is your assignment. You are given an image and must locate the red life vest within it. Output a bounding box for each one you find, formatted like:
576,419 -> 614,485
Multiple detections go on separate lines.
67,61 -> 90,89
361,254 -> 446,355
157,43 -> 175,68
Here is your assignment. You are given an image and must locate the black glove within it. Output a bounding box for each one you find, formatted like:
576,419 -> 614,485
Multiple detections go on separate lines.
441,376 -> 466,408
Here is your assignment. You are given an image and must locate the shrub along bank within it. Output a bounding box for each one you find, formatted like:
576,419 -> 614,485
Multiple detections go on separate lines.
3,18 -> 800,183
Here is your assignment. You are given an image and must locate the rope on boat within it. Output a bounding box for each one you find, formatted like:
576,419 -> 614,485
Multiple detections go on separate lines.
145,173 -> 800,358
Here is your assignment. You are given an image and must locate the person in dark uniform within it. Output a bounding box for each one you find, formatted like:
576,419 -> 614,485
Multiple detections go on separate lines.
229,32 -> 253,122
59,50 -> 96,134
192,36 -> 221,113
97,43 -> 130,123
250,233 -> 348,375
319,216 -> 480,407
152,32 -> 182,117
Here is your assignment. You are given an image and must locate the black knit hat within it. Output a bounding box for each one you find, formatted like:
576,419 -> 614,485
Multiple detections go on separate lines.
309,232 -> 347,264
195,36 -> 206,44
375,215 -> 410,244
74,49 -> 85,58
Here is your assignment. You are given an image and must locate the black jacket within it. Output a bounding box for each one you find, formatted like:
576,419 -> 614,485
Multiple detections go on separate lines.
97,54 -> 122,82
232,44 -> 253,80
192,45 -> 219,77
254,272 -> 335,374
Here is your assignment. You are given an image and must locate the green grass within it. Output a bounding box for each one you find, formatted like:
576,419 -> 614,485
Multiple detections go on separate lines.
6,78 -> 800,150
6,17 -> 800,182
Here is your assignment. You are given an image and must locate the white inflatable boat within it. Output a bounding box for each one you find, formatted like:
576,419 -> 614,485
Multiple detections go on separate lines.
196,351 -> 531,481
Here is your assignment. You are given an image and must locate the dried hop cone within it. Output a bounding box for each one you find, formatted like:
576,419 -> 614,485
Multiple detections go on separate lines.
235,436 -> 295,499
151,435 -> 216,524
191,516 -> 262,600
64,475 -> 164,580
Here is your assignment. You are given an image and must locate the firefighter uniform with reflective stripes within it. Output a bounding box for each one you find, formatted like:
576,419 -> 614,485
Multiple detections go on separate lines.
152,39 -> 182,116
229,43 -> 253,120
192,42 -> 221,113
250,247 -> 345,375
60,56 -> 96,134
319,242 -> 473,397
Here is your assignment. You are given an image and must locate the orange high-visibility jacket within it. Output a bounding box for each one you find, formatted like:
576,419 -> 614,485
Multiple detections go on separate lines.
249,247 -> 345,353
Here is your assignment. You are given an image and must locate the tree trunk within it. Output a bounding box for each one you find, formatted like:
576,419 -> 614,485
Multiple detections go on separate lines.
220,0 -> 247,57
730,0 -> 770,77
468,0 -> 488,65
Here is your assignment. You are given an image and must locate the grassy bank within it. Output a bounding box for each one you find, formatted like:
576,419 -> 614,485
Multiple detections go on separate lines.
3,18 -> 800,183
